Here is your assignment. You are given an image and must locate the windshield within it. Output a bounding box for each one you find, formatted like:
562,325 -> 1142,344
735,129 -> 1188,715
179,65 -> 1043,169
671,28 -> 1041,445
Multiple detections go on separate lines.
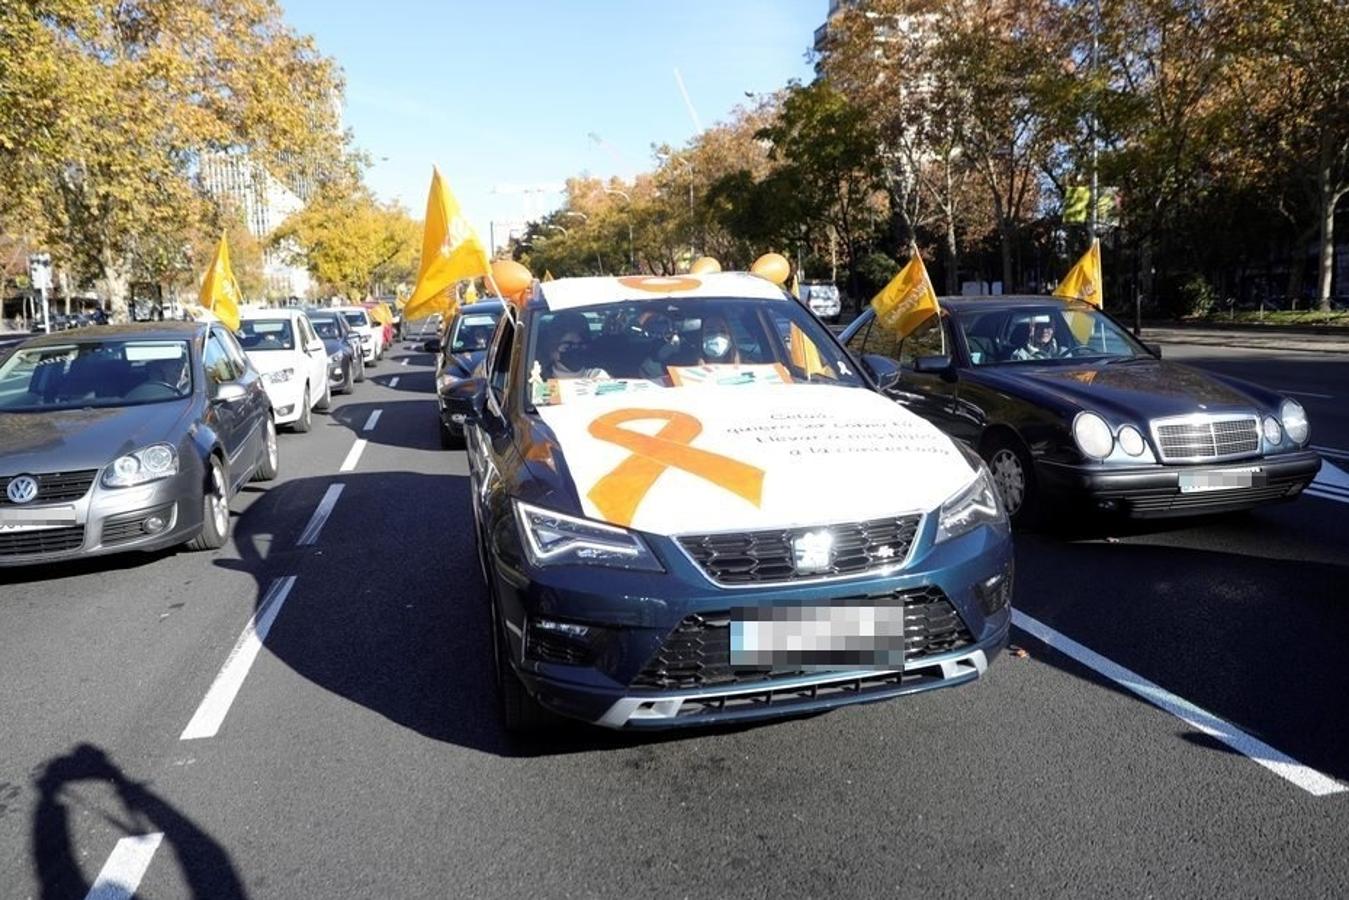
957,304 -> 1147,366
238,319 -> 295,351
525,297 -> 863,407
0,339 -> 193,411
310,318 -> 343,340
342,311 -> 369,328
450,312 -> 502,353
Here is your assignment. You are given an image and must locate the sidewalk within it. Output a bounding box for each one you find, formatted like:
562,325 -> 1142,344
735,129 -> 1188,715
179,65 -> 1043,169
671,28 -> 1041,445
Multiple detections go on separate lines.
1139,325 -> 1349,354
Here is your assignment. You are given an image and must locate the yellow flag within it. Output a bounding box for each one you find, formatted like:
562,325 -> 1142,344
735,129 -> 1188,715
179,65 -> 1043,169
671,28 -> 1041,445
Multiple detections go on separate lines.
1054,238 -> 1103,308
788,323 -> 831,379
199,235 -> 242,332
405,166 -> 491,322
463,283 -> 479,304
542,270 -> 555,282
871,247 -> 939,339
789,274 -> 800,299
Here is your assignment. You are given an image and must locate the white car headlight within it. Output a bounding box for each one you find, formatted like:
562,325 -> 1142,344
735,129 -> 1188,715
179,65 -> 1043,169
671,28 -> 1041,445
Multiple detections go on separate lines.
264,368 -> 294,384
936,468 -> 1006,544
328,350 -> 343,363
1279,398 -> 1308,445
102,443 -> 179,488
1073,412 -> 1114,460
513,501 -> 663,571
1117,424 -> 1146,457
1262,415 -> 1283,445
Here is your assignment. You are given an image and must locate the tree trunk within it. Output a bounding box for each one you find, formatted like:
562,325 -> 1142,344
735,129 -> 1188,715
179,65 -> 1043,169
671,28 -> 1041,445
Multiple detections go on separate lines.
1316,156 -> 1339,313
998,223 -> 1014,293
943,217 -> 960,295
100,249 -> 133,323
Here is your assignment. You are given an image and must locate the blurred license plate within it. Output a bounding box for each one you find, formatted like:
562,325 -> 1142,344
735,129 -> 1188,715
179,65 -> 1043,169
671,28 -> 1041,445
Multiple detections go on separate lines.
1178,466 -> 1264,493
0,506 -> 77,531
730,603 -> 906,670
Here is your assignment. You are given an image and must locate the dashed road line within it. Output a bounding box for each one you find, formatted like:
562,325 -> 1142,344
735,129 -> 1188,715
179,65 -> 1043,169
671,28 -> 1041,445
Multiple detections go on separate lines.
180,576 -> 297,741
401,356 -> 409,366
362,409 -> 382,432
297,483 -> 345,545
85,832 -> 164,900
389,377 -> 400,388
1012,609 -> 1346,797
339,439 -> 368,472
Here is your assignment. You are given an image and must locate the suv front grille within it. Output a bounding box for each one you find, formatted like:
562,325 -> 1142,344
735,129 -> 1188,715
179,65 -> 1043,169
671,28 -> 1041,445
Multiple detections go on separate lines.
1152,416 -> 1259,462
631,586 -> 973,690
0,470 -> 98,506
677,514 -> 921,585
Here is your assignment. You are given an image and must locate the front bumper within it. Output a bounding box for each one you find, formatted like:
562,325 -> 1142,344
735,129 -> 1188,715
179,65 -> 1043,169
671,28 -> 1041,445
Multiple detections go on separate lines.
0,462 -> 206,568
261,378 -> 306,425
1036,449 -> 1321,518
490,514 -> 1012,729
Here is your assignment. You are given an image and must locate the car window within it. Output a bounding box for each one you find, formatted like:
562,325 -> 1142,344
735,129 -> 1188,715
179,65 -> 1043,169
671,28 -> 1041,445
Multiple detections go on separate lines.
238,319 -> 295,351
897,315 -> 949,368
310,318 -> 342,340
342,311 -> 369,328
204,330 -> 236,384
215,327 -> 248,379
450,312 -> 504,353
958,304 -> 1146,366
487,317 -> 515,407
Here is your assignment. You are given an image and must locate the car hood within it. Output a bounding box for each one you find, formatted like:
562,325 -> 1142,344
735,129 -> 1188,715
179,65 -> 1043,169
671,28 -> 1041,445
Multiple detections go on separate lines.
976,358 -> 1262,420
0,401 -> 194,474
532,383 -> 975,536
445,350 -> 485,378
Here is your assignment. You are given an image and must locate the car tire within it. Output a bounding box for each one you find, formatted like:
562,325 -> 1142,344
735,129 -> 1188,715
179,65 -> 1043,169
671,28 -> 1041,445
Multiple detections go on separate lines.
252,416 -> 279,481
354,357 -> 366,383
315,379 -> 332,413
292,386 -> 313,433
490,598 -> 551,735
981,432 -> 1041,528
188,457 -> 230,551
341,362 -> 354,395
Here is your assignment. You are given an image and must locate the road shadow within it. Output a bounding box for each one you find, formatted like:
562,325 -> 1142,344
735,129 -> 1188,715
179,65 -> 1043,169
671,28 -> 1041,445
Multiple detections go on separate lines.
0,545 -> 179,587
31,744 -> 246,899
326,399 -> 445,453
368,370 -> 435,394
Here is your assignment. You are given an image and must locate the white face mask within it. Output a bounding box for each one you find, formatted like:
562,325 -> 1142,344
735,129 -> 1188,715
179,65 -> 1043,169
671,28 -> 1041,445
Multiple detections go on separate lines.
703,334 -> 731,358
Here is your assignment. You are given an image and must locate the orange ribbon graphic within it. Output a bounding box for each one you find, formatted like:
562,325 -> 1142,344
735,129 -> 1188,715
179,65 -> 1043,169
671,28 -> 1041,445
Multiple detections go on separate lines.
587,408 -> 765,527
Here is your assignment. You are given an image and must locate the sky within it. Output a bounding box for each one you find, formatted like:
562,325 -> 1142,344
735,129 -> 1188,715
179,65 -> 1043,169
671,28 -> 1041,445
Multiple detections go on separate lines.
280,0 -> 822,244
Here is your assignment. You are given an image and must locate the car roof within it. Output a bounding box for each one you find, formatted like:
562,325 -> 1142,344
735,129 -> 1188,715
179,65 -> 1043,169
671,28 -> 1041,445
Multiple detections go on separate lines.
535,271 -> 788,312
18,321 -> 204,347
239,307 -> 304,320
456,300 -> 506,315
938,295 -> 1094,312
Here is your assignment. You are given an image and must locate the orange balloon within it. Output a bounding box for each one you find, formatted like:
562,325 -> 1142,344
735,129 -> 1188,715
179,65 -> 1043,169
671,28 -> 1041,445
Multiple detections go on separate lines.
489,259 -> 533,298
750,252 -> 790,286
690,256 -> 722,275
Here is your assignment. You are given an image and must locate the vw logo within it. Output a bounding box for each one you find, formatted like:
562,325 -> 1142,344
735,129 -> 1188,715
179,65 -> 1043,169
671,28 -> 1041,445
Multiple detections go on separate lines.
6,475 -> 39,505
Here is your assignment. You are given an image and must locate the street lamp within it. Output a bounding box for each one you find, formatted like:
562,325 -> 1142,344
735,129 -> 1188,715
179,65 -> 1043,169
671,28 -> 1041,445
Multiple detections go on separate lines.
604,188 -> 635,273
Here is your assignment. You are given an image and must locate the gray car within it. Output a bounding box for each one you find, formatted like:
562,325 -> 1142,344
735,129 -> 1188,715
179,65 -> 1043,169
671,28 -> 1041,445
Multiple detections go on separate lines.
0,322 -> 278,568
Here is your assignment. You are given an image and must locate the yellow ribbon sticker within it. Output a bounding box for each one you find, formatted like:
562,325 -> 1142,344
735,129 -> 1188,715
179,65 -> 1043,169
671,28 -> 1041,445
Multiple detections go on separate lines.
587,409 -> 765,527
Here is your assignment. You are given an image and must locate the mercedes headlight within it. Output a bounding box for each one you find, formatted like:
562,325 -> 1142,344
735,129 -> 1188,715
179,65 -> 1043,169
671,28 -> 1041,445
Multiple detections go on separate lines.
513,501 -> 664,571
1279,398 -> 1308,445
1262,415 -> 1283,445
102,443 -> 179,488
1073,411 -> 1114,460
264,368 -> 294,384
1117,424 -> 1147,457
936,468 -> 1005,544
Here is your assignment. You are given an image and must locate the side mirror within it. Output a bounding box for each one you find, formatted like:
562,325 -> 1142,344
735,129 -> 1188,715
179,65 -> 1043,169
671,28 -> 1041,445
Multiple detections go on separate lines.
861,353 -> 902,391
1144,343 -> 1162,359
213,382 -> 247,404
423,338 -> 442,353
912,355 -> 955,379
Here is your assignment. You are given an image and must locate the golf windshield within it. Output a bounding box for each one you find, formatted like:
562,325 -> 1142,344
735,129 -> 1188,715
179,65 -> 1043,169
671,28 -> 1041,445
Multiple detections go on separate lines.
0,340 -> 193,411
525,297 -> 863,408
237,319 -> 295,351
957,304 -> 1148,366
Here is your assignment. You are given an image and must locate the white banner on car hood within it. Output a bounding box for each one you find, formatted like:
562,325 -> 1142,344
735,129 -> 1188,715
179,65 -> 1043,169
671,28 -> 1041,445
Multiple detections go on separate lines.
535,383 -> 973,536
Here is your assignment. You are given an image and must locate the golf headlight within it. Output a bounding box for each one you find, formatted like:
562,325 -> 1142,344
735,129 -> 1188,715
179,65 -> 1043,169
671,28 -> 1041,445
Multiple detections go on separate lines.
1279,398 -> 1308,445
1073,411 -> 1114,460
103,443 -> 178,488
936,468 -> 1005,544
514,501 -> 663,571
1117,424 -> 1147,457
265,367 -> 294,384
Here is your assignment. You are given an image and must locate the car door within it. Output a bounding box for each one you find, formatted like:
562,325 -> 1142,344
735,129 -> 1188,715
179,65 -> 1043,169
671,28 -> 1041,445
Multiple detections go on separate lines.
470,315 -> 516,528
296,315 -> 327,391
216,327 -> 268,469
203,328 -> 247,472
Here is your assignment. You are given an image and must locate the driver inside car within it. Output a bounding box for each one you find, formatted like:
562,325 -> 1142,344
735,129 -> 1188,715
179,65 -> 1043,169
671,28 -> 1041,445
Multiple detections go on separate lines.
541,313 -> 610,380
1012,315 -> 1064,361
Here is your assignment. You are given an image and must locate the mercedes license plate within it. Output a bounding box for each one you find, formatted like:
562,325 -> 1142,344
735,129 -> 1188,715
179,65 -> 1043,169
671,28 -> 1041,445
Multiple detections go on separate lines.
0,505 -> 77,531
731,602 -> 906,670
1178,466 -> 1264,494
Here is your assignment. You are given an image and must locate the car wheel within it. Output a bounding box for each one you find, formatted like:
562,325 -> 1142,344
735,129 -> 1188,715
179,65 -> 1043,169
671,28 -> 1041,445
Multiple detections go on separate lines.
292,385 -> 313,433
341,362 -> 354,394
252,416 -> 279,481
354,357 -> 366,382
188,457 -> 230,550
315,378 -> 332,412
490,596 -> 551,735
982,433 -> 1041,527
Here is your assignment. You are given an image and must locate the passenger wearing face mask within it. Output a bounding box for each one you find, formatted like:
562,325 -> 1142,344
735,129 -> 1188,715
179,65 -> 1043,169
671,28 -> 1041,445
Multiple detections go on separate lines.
699,315 -> 739,365
637,312 -> 684,379
542,313 -> 610,380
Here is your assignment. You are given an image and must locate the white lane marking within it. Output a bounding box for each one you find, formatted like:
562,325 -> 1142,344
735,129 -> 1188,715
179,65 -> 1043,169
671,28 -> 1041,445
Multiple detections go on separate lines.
1305,460 -> 1349,506
362,409 -> 382,432
1280,389 -> 1333,399
180,577 -> 297,740
297,483 -> 344,545
1012,609 -> 1346,797
85,833 -> 164,900
339,439 -> 367,473
401,356 -> 409,366
389,377 -> 400,388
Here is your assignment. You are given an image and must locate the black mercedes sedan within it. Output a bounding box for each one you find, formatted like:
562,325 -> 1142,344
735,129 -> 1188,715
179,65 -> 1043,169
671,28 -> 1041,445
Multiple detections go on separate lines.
424,301 -> 506,448
841,297 -> 1320,523
0,322 -> 277,567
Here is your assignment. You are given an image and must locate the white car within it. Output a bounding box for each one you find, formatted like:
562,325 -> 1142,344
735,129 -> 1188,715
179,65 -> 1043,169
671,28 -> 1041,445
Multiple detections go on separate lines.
237,308 -> 331,432
336,306 -> 384,365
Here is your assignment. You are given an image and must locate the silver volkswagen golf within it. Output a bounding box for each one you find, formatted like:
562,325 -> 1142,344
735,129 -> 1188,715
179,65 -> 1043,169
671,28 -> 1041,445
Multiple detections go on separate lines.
0,322 -> 277,568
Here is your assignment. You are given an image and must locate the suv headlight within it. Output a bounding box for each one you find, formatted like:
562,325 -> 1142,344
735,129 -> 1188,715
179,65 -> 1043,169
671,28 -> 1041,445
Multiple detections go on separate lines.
328,350 -> 343,363
936,468 -> 1006,544
1280,398 -> 1308,445
102,443 -> 179,488
264,368 -> 294,384
513,501 -> 663,571
1073,411 -> 1114,460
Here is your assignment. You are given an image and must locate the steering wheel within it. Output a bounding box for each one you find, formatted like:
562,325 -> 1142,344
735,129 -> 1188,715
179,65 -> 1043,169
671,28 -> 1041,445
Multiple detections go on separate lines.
1066,346 -> 1098,357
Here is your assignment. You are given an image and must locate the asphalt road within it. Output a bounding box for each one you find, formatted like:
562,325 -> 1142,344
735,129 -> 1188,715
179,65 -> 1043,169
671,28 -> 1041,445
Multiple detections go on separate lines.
2,341 -> 1348,898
